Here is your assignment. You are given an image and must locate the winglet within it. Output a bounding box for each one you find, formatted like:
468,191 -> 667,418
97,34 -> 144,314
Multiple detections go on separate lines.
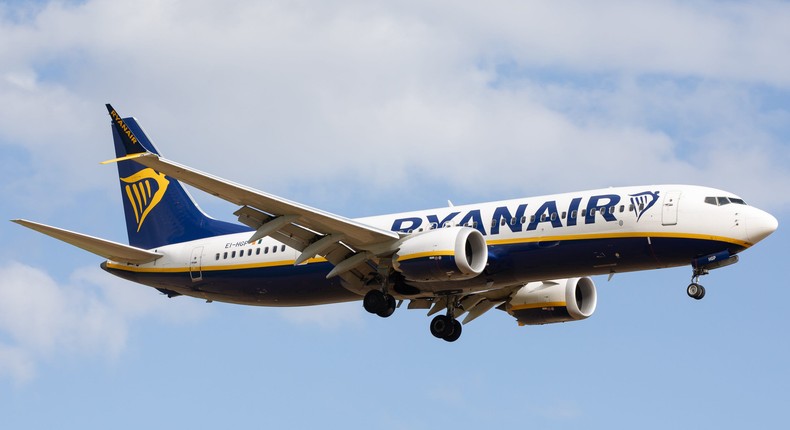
106,104 -> 147,156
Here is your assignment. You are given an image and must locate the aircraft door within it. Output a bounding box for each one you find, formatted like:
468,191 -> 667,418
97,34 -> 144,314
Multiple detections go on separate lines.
190,246 -> 204,281
662,191 -> 681,226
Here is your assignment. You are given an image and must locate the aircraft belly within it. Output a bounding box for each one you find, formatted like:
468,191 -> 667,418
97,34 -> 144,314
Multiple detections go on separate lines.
101,235 -> 747,306
102,261 -> 359,306
485,235 -> 747,283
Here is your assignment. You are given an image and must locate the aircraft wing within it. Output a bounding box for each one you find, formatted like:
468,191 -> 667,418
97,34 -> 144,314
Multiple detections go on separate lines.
105,152 -> 400,292
106,153 -> 399,247
12,219 -> 163,265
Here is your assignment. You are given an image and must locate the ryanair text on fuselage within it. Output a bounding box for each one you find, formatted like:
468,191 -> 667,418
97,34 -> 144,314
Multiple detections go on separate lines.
391,191 -> 660,236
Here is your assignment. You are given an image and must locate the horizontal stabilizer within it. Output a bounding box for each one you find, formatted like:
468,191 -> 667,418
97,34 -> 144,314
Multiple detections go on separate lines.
12,219 -> 163,265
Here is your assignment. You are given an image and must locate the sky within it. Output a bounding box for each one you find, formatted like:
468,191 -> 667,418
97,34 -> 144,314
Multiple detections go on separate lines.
1,0 -> 789,428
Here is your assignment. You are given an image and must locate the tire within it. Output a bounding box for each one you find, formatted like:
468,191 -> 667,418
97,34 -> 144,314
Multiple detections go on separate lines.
687,283 -> 704,300
443,320 -> 462,342
376,294 -> 397,318
430,315 -> 453,338
363,290 -> 386,314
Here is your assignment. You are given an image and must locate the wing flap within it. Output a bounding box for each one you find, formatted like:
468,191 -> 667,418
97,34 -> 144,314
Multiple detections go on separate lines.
12,219 -> 162,265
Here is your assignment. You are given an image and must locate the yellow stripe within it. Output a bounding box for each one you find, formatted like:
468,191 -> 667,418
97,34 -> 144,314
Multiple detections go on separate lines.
487,231 -> 752,248
510,302 -> 566,311
106,256 -> 329,273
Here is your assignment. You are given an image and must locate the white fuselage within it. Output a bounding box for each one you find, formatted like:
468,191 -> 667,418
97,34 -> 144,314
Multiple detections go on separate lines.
103,184 -> 777,306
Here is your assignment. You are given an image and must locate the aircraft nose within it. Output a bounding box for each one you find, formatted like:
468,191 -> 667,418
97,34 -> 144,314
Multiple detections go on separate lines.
746,208 -> 779,244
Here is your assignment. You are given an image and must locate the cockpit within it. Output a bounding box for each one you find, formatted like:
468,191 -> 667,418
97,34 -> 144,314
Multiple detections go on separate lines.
704,196 -> 747,206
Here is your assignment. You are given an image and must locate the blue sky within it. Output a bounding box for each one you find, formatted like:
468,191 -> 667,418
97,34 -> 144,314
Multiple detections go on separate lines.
1,1 -> 789,428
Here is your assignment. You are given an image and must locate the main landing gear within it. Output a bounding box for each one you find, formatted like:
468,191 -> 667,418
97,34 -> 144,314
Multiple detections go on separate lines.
429,296 -> 463,342
363,289 -> 397,318
687,268 -> 708,300
430,314 -> 462,342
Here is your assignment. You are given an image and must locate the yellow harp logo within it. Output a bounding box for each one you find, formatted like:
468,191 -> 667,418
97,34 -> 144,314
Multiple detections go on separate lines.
120,168 -> 170,232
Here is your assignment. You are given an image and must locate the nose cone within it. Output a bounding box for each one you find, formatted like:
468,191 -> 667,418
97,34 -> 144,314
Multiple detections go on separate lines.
747,209 -> 779,244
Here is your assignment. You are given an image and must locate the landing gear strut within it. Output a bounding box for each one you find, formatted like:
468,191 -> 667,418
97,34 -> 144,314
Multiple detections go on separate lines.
687,268 -> 708,300
429,296 -> 462,342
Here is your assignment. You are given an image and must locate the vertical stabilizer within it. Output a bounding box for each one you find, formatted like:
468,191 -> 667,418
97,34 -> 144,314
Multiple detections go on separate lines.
106,104 -> 249,249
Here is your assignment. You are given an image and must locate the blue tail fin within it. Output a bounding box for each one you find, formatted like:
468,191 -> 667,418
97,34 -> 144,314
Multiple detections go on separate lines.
106,104 -> 249,249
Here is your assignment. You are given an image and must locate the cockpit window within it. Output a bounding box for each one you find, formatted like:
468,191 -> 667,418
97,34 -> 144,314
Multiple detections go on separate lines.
705,196 -> 748,206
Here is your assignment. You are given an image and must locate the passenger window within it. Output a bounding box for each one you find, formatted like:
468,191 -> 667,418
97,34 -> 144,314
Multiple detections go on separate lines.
540,214 -> 547,222
581,209 -> 587,217
629,204 -> 634,212
520,216 -> 527,224
231,251 -> 236,258
247,249 -> 252,256
256,248 -> 261,255
609,206 -> 615,214
281,245 -> 286,252
619,205 -> 625,213
500,218 -> 506,226
550,213 -> 557,221
223,252 -> 228,259
265,247 -> 269,254
273,246 -> 277,253
430,222 -> 438,230
571,210 -> 577,219
530,215 -> 536,223
215,253 -> 220,261
561,211 -> 567,219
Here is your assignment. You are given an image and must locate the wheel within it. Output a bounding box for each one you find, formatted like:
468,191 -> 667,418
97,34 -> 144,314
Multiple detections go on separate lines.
687,283 -> 705,300
363,290 -> 386,314
442,319 -> 462,342
376,294 -> 397,318
430,315 -> 453,338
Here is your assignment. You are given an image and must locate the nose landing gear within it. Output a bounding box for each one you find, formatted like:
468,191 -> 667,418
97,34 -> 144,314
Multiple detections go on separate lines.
686,267 -> 707,300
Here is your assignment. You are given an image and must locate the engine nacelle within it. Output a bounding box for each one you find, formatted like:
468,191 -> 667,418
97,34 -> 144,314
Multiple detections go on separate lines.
506,277 -> 597,326
392,227 -> 488,282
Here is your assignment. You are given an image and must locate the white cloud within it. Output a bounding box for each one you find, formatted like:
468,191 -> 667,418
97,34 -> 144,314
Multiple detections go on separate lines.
0,261 -> 209,384
1,0 -> 788,216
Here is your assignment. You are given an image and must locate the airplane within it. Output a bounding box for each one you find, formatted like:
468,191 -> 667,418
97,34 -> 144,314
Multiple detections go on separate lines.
13,104 -> 779,342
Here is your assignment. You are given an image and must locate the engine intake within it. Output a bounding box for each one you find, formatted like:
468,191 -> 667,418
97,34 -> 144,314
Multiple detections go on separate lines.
392,227 -> 488,282
506,277 -> 597,325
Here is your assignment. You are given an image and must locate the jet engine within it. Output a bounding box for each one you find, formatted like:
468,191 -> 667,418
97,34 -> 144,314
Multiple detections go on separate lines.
505,277 -> 597,325
392,227 -> 488,282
